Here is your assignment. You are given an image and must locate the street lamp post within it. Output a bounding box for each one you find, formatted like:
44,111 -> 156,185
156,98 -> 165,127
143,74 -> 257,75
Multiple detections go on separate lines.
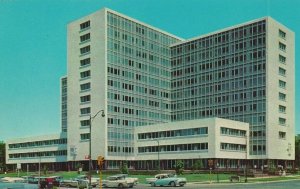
89,110 -> 105,189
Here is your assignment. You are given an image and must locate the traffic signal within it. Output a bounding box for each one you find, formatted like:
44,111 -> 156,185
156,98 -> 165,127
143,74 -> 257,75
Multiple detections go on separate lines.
97,156 -> 105,167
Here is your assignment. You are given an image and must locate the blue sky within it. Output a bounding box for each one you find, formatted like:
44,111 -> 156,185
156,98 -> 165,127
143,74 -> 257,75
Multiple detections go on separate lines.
0,0 -> 299,141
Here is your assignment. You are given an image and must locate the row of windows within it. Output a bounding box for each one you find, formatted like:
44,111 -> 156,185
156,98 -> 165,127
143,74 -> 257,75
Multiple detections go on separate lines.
173,103 -> 265,118
108,52 -> 171,74
172,92 -> 266,109
107,12 -> 179,44
279,29 -> 286,39
80,133 -> 90,140
9,150 -> 67,159
277,29 -> 288,127
138,127 -> 208,140
172,110 -> 266,126
80,45 -> 90,55
172,48 -> 266,66
108,31 -> 171,57
80,20 -> 90,30
8,138 -> 67,149
80,58 -> 91,67
80,107 -> 90,115
279,131 -> 286,139
80,82 -> 91,91
138,143 -> 208,153
80,33 -> 90,43
220,127 -> 246,137
220,143 -> 246,151
80,95 -> 90,103
80,70 -> 90,79
108,146 -> 134,153
171,21 -> 266,55
279,117 -> 286,125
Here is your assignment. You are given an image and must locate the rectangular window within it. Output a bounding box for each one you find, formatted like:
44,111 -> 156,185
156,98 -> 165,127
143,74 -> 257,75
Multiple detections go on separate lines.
279,67 -> 286,76
279,55 -> 286,63
80,45 -> 90,55
80,21 -> 90,30
279,29 -> 286,39
279,105 -> 286,113
80,133 -> 90,140
80,33 -> 90,42
80,120 -> 90,127
80,95 -> 91,103
80,58 -> 91,67
279,42 -> 286,51
80,70 -> 90,79
279,131 -> 286,139
279,92 -> 286,101
80,107 -> 90,115
80,83 -> 90,91
279,117 -> 286,125
279,80 -> 286,89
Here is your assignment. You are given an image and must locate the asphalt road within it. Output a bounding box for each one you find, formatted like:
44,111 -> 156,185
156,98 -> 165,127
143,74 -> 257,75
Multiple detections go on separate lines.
1,180 -> 300,189
131,180 -> 300,189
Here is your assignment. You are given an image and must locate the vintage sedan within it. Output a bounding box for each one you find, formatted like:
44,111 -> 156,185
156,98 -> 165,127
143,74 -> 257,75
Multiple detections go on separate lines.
112,174 -> 138,186
146,173 -> 187,187
59,179 -> 79,187
102,174 -> 135,188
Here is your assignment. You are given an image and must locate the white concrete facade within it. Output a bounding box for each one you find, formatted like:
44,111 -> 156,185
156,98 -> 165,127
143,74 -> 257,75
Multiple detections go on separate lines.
6,133 -> 67,165
135,118 -> 249,161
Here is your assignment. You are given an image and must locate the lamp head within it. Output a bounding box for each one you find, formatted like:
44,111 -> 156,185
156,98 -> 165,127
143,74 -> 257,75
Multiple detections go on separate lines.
101,111 -> 105,117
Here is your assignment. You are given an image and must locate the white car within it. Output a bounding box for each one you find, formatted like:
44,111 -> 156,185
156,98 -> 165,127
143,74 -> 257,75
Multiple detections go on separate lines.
103,174 -> 136,188
74,175 -> 98,187
0,177 -> 25,183
59,179 -> 79,187
113,174 -> 138,186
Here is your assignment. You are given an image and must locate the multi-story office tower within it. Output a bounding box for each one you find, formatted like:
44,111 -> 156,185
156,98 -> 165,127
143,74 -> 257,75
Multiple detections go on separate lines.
67,8 -> 181,165
5,8 -> 294,171
170,17 -> 294,161
66,8 -> 294,168
61,76 -> 68,133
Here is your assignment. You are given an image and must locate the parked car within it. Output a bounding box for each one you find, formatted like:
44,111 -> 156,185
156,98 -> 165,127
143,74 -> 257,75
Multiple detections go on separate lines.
59,179 -> 79,187
112,174 -> 138,186
0,177 -> 25,183
102,174 -> 133,188
146,173 -> 187,187
74,175 -> 98,187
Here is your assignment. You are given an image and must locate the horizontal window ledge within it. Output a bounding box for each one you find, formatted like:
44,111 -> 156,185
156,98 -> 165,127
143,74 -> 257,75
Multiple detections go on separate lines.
79,39 -> 91,45
79,64 -> 91,69
220,149 -> 246,152
80,52 -> 91,57
79,27 -> 91,33
79,77 -> 91,81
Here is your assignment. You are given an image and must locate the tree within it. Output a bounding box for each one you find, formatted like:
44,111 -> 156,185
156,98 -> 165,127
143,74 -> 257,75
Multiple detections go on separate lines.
192,159 -> 203,172
173,160 -> 184,175
120,161 -> 129,174
0,141 -> 5,172
295,135 -> 300,168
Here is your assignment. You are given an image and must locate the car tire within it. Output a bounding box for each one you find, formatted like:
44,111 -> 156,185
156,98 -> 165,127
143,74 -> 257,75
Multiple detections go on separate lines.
118,183 -> 124,188
170,181 -> 176,187
151,182 -> 156,187
179,183 -> 185,187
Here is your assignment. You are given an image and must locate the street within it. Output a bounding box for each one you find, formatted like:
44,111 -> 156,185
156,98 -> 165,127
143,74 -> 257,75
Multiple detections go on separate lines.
130,180 -> 300,189
1,180 -> 300,189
